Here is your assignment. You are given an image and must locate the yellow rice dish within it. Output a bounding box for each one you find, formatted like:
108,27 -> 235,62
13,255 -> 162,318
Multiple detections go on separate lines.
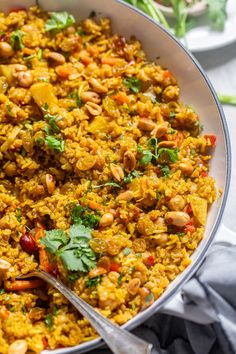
0,6 -> 217,354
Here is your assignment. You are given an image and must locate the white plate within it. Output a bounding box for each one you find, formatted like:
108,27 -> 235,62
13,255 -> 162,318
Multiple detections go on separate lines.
182,0 -> 236,52
155,0 -> 236,52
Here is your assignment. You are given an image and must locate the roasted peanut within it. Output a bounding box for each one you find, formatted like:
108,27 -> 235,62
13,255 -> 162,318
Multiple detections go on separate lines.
168,195 -> 186,211
28,307 -> 45,322
179,162 -> 194,175
151,122 -> 168,138
0,42 -> 13,58
165,211 -> 190,227
16,71 -> 33,88
116,190 -> 134,202
46,52 -> 65,65
100,213 -> 114,228
89,78 -> 108,93
88,267 -> 107,279
152,233 -> 169,246
80,91 -> 101,104
0,258 -> 11,279
85,101 -> 102,116
127,278 -> 141,295
123,151 -> 136,172
138,118 -> 156,132
110,164 -> 124,182
158,140 -> 177,148
45,174 -> 55,194
8,340 -> 28,354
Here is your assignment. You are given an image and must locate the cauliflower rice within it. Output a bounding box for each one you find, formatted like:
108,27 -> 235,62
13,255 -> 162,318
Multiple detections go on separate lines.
0,6 -> 216,354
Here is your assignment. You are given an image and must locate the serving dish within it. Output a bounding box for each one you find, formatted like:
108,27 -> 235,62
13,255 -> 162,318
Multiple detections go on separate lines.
0,1 -> 231,353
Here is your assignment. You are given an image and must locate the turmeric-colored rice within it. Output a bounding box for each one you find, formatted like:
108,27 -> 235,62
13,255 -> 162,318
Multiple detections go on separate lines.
0,6 -> 216,353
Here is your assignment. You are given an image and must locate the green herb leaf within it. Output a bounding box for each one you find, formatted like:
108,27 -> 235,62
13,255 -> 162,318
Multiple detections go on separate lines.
44,113 -> 60,133
41,229 -> 68,253
45,135 -> 65,153
124,170 -> 140,184
68,273 -> 80,282
44,314 -> 53,329
16,208 -> 22,223
71,204 -> 100,228
161,165 -> 170,177
10,30 -> 24,50
123,77 -> 142,93
207,0 -> 227,31
86,276 -> 101,288
117,272 -> 124,286
0,288 -> 5,295
158,148 -> 179,163
69,223 -> 91,240
45,11 -> 75,32
218,94 -> 236,106
123,247 -> 131,256
140,149 -> 153,165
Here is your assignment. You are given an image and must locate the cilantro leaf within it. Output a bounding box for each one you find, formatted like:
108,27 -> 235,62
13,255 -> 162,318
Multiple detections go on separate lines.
161,165 -> 170,177
44,314 -> 53,329
41,229 -> 68,253
71,204 -> 100,228
71,204 -> 85,223
10,30 -> 24,50
45,135 -> 65,152
140,150 -> 153,165
86,276 -> 101,288
123,77 -> 142,93
69,223 -> 91,240
207,0 -> 227,31
45,12 -> 75,32
158,148 -> 179,163
124,170 -> 140,184
44,113 -> 60,133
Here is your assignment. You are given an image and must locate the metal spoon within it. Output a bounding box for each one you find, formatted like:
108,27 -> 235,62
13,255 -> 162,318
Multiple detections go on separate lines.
19,270 -> 152,354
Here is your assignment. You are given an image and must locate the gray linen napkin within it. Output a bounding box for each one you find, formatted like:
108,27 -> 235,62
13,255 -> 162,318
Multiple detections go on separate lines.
89,243 -> 236,354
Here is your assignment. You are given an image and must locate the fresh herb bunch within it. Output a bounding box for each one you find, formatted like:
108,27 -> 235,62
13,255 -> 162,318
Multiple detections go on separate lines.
45,12 -> 75,32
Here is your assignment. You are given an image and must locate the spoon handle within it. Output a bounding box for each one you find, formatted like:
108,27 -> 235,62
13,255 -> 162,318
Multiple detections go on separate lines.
28,270 -> 152,354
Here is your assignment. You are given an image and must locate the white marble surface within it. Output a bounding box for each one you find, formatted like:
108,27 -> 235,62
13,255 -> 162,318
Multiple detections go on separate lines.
195,42 -> 236,237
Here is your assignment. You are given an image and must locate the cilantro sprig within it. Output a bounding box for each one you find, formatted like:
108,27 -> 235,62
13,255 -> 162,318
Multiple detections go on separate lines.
137,138 -> 179,165
41,223 -> 96,272
10,30 -> 25,50
123,77 -> 142,94
71,204 -> 100,229
45,12 -> 75,32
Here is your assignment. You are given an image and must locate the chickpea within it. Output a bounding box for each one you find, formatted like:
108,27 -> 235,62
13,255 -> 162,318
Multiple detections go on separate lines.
16,71 -> 33,88
8,340 -> 28,354
0,42 -> 13,58
165,211 -> 190,227
4,162 -> 17,177
127,278 -> 141,295
46,51 -> 66,65
99,213 -> 114,228
168,195 -> 186,211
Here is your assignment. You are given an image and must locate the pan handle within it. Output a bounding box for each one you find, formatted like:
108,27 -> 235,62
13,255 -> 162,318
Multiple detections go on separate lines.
159,223 -> 236,324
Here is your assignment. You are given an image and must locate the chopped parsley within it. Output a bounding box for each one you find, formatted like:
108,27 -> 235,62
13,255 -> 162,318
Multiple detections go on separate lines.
68,92 -> 83,107
10,30 -> 25,50
68,273 -> 80,282
0,289 -> 5,295
93,182 -> 121,189
86,276 -> 101,288
117,272 -> 124,286
123,77 -> 142,94
44,113 -> 61,133
45,11 -> 75,32
71,204 -> 100,228
16,208 -> 22,223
